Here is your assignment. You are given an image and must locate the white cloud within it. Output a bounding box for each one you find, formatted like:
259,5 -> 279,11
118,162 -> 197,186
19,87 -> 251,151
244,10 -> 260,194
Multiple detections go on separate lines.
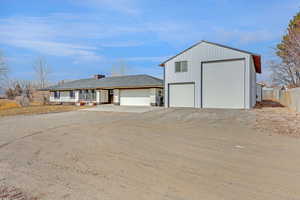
0,16 -> 104,63
69,0 -> 140,15
212,28 -> 279,45
100,41 -> 144,48
0,12 -> 279,67
123,56 -> 171,62
0,14 -> 192,60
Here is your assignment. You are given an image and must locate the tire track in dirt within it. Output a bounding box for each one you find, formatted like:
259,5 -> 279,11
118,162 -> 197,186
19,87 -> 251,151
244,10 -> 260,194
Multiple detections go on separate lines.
0,123 -> 78,150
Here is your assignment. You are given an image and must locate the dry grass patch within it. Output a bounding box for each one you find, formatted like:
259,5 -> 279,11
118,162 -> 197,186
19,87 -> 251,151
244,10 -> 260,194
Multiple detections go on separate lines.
254,102 -> 300,137
0,99 -> 21,110
0,104 -> 86,117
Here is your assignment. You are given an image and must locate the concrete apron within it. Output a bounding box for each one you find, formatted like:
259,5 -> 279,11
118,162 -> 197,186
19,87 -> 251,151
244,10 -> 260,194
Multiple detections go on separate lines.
81,104 -> 164,113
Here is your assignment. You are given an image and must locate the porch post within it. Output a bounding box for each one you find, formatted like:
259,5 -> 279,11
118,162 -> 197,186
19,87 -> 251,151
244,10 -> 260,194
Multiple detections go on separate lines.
96,90 -> 101,104
113,89 -> 120,105
75,90 -> 80,103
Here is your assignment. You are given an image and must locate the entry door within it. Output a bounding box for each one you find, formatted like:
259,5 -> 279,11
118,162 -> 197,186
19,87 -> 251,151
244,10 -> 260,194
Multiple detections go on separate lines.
202,59 -> 245,109
169,83 -> 195,107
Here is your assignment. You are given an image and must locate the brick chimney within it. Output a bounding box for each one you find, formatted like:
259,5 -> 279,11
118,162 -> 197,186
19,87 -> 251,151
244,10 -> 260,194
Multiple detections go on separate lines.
94,74 -> 105,79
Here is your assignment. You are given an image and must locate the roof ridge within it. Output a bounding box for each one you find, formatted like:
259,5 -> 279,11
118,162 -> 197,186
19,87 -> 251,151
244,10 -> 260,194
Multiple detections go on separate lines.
160,40 -> 260,66
201,40 -> 260,56
42,74 -> 163,91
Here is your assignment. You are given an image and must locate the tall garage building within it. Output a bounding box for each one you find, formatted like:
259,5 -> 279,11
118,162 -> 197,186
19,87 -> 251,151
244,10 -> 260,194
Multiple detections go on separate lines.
160,40 -> 261,109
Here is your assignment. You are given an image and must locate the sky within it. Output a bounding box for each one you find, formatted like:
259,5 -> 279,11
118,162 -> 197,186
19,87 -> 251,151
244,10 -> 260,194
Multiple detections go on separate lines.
0,0 -> 300,83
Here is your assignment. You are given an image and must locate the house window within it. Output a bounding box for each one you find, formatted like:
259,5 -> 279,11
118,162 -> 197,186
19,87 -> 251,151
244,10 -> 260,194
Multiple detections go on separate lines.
175,61 -> 188,72
54,91 -> 60,99
70,91 -> 75,98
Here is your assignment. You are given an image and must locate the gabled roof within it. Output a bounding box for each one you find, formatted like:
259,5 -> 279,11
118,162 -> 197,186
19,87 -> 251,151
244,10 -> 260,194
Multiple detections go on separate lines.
160,40 -> 261,73
44,74 -> 163,91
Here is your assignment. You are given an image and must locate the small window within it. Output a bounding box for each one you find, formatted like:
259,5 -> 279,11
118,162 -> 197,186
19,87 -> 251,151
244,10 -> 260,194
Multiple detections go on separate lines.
175,62 -> 181,72
181,61 -> 188,72
54,91 -> 60,99
175,61 -> 188,72
70,91 -> 75,98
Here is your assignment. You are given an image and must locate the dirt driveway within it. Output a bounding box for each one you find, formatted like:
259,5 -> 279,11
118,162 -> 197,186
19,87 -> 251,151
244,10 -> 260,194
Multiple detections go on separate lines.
1,108 -> 300,200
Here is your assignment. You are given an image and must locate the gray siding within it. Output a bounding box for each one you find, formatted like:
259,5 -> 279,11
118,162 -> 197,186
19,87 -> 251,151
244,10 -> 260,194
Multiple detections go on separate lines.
164,42 -> 253,108
249,56 -> 257,107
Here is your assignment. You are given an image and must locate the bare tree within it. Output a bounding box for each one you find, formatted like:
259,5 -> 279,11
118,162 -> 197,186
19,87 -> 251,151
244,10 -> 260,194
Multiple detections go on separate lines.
273,12 -> 300,88
33,57 -> 51,89
0,50 -> 9,89
269,60 -> 300,87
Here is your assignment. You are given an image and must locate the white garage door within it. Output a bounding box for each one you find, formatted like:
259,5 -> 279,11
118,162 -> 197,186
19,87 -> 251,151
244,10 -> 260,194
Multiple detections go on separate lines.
169,83 -> 195,107
202,59 -> 245,109
120,89 -> 150,106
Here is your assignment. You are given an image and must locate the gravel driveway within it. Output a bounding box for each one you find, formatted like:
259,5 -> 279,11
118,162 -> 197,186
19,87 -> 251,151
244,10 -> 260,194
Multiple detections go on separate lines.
0,108 -> 300,200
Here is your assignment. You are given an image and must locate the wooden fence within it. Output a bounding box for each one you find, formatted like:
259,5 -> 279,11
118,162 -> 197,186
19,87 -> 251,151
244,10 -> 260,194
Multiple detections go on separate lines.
262,87 -> 300,112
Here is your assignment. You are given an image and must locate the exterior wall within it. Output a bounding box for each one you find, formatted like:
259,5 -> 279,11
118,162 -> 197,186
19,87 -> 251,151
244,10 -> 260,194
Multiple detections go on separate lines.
49,91 -> 77,103
262,88 -> 275,100
100,90 -> 109,103
150,88 -> 156,105
263,87 -> 300,112
49,88 -> 163,106
164,42 -> 253,109
113,89 -> 120,105
256,84 -> 262,102
150,88 -> 163,106
75,91 -> 79,102
96,90 -> 101,104
249,56 -> 257,107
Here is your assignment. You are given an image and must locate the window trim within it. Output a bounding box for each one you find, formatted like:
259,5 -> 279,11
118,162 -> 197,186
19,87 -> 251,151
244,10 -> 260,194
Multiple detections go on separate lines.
69,91 -> 75,98
54,91 -> 60,99
175,61 -> 188,73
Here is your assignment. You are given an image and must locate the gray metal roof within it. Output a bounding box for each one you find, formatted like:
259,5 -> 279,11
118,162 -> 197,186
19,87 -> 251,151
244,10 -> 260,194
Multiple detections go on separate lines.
160,40 -> 260,66
44,74 -> 163,91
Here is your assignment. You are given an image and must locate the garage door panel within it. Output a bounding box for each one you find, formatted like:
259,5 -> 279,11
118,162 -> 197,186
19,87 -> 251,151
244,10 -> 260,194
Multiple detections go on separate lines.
169,83 -> 195,107
120,89 -> 150,106
202,60 -> 245,109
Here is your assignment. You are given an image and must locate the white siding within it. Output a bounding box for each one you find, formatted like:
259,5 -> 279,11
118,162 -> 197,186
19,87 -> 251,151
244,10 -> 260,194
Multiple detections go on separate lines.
256,84 -> 262,102
164,42 -> 253,109
250,56 -> 257,107
100,90 -> 109,103
113,89 -> 120,104
50,91 -> 78,103
96,90 -> 101,103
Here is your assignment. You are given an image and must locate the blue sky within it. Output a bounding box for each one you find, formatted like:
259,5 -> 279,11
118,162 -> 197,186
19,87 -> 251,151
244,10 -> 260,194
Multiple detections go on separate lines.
1,0 -> 300,83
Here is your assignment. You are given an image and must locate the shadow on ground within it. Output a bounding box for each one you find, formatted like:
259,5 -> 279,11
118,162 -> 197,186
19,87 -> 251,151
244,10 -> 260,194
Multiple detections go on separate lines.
255,100 -> 285,108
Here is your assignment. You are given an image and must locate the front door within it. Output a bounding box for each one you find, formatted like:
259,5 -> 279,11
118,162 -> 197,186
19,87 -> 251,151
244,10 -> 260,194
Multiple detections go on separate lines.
109,90 -> 114,103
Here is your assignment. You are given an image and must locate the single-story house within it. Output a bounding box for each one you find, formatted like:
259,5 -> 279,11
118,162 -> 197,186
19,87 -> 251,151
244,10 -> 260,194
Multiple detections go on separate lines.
160,40 -> 262,109
44,74 -> 163,106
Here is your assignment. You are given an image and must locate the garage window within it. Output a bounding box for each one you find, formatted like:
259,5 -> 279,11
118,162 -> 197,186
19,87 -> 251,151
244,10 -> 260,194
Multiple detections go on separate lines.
175,61 -> 188,72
